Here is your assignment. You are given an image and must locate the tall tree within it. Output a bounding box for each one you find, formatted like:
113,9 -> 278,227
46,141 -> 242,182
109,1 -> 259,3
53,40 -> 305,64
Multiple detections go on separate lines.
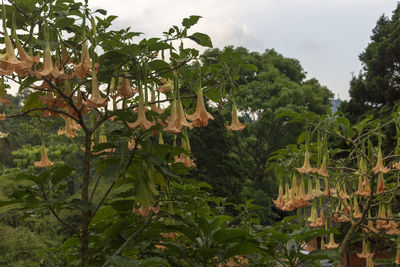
341,3 -> 400,120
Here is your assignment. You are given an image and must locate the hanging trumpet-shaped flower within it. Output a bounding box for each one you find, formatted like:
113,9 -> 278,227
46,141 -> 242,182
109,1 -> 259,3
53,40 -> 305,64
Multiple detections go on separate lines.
308,202 -> 319,227
84,62 -> 108,108
317,206 -> 325,227
272,180 -> 284,208
295,176 -> 311,208
386,205 -> 400,235
296,146 -> 315,174
364,211 -> 379,234
174,129 -> 196,168
34,143 -> 54,168
35,39 -> 54,78
164,97 -> 182,134
376,204 -> 387,230
113,77 -> 137,98
126,84 -> 155,130
366,256 -> 374,267
176,97 -> 193,130
226,102 -> 245,131
376,173 -> 386,194
312,178 -> 322,198
325,233 -> 339,249
355,174 -> 364,196
356,239 -> 374,259
156,78 -> 173,93
73,41 -> 92,79
316,153 -> 329,176
58,118 -> 80,138
0,11 -> 23,74
186,87 -> 214,127
353,195 -> 362,219
372,147 -> 390,174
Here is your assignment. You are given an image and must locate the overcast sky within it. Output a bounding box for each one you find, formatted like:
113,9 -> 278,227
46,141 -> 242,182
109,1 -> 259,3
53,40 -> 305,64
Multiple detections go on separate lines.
90,0 -> 397,100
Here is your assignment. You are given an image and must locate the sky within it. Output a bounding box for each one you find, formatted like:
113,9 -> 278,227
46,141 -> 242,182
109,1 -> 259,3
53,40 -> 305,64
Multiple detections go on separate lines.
89,0 -> 397,100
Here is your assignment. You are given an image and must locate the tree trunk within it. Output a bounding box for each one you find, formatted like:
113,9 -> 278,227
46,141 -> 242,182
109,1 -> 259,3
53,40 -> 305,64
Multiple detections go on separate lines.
81,132 -> 92,266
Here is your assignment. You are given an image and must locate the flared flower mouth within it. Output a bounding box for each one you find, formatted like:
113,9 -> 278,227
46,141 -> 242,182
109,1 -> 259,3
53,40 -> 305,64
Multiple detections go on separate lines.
126,87 -> 155,130
84,63 -> 108,108
113,77 -> 137,98
186,88 -> 214,127
372,148 -> 390,174
324,233 -> 339,249
73,41 -> 92,79
226,103 -> 245,131
34,144 -> 54,168
296,148 -> 315,174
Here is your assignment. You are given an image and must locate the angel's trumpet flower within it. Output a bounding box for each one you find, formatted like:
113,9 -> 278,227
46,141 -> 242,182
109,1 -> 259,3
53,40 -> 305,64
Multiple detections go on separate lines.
186,88 -> 214,127
376,205 -> 387,230
34,143 -> 54,168
272,181 -> 284,208
308,202 -> 319,227
114,77 -> 137,98
127,86 -> 155,130
366,256 -> 374,267
150,90 -> 165,114
35,40 -> 54,78
174,130 -> 196,168
84,63 -> 108,108
156,78 -> 173,93
73,41 -> 92,79
353,196 -> 362,219
355,174 -> 364,196
316,153 -> 329,176
325,233 -> 339,249
317,206 -> 325,227
0,15 -> 23,74
364,211 -> 379,234
0,112 -> 6,120
376,173 -> 386,194
226,102 -> 245,131
295,176 -> 311,208
176,97 -> 192,129
164,98 -> 181,134
58,118 -> 79,138
312,178 -> 322,198
372,147 -> 390,174
282,183 -> 296,212
356,239 -> 374,259
297,146 -> 315,174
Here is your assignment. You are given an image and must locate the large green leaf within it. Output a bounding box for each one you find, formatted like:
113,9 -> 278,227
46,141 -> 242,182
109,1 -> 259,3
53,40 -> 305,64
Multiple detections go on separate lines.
188,32 -> 213,48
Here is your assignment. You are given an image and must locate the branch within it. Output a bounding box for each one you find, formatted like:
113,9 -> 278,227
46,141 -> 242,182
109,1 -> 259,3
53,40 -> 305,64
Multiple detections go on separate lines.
102,217 -> 154,267
48,206 -> 82,243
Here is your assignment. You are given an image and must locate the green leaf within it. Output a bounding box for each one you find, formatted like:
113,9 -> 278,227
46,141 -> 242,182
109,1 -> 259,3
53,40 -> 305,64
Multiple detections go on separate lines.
24,92 -> 45,115
188,32 -> 213,48
95,8 -> 107,15
148,60 -> 170,72
148,42 -> 173,52
107,256 -> 135,267
182,15 -> 202,28
204,87 -> 219,103
212,229 -> 250,243
51,165 -> 74,186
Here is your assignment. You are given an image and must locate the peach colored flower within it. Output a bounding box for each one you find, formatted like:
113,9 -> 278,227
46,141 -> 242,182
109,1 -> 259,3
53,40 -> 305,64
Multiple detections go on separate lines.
372,148 -> 390,174
0,112 -> 5,120
352,196 -> 362,219
58,118 -> 79,138
164,98 -> 182,134
35,41 -> 54,78
356,239 -> 374,259
296,147 -> 315,174
0,76 -> 11,106
316,154 -> 329,176
186,88 -> 214,127
84,64 -> 108,108
226,103 -> 245,131
126,88 -> 156,130
73,41 -> 92,79
376,173 -> 386,194
34,144 -> 54,168
325,233 -> 339,249
176,98 -> 192,130
113,77 -> 137,98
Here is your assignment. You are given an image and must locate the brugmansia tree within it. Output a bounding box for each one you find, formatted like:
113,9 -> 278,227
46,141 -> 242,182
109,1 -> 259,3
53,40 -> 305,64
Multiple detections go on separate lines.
0,0 -> 262,265
272,110 -> 400,265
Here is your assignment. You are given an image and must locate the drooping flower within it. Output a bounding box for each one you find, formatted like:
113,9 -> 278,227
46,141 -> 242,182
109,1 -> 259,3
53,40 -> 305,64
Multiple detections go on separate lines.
58,118 -> 80,138
73,41 -> 92,79
356,239 -> 374,259
372,147 -> 390,174
186,88 -> 214,127
176,97 -> 192,130
295,176 -> 311,208
0,112 -> 6,120
353,195 -> 362,219
226,102 -> 245,131
113,77 -> 137,98
126,86 -> 156,130
272,180 -> 284,208
376,205 -> 387,230
325,233 -> 339,249
156,78 -> 173,93
35,40 -> 54,78
164,98 -> 182,134
308,202 -> 319,227
376,173 -> 386,194
84,63 -> 108,108
296,147 -> 315,174
363,211 -> 379,234
312,178 -> 323,198
150,90 -> 165,114
366,256 -> 374,267
34,143 -> 54,168
0,19 -> 24,74
316,153 -> 329,176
